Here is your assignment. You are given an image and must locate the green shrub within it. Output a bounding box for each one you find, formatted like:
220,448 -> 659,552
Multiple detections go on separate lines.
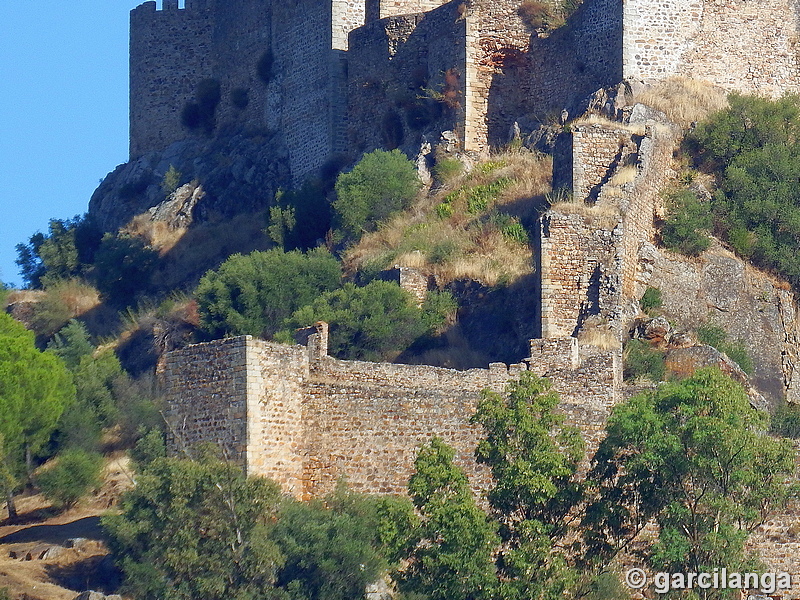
161,165 -> 182,195
267,182 -> 333,251
333,149 -> 421,241
93,234 -> 158,307
771,402 -> 800,438
38,449 -> 103,508
696,324 -> 753,374
196,248 -> 342,339
432,158 -> 464,183
130,428 -> 166,472
623,339 -> 665,381
687,94 -> 800,286
660,188 -> 711,256
465,178 -> 512,214
639,286 -> 663,314
284,281 -> 454,361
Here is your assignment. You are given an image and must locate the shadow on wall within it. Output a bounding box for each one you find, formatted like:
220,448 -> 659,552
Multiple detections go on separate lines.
485,0 -> 624,146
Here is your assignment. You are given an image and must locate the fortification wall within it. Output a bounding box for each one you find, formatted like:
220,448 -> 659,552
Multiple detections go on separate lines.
347,4 -> 466,154
623,0 -> 800,96
163,333 -> 621,499
129,2 -> 214,158
366,0 -> 450,22
162,336 -> 249,465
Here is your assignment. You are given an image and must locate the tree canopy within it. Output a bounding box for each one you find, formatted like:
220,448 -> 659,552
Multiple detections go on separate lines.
196,248 -> 342,340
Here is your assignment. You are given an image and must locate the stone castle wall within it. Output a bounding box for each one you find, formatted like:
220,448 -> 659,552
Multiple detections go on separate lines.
623,0 -> 800,96
163,331 -> 620,500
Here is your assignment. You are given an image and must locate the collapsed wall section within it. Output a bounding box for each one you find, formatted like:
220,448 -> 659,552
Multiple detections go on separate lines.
347,3 -> 467,155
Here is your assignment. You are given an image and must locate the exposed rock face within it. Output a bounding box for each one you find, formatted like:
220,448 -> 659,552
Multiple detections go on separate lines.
644,240 -> 800,406
89,130 -> 291,234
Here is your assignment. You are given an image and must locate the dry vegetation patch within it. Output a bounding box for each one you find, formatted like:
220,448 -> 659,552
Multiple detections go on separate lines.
345,151 -> 551,287
632,77 -> 729,128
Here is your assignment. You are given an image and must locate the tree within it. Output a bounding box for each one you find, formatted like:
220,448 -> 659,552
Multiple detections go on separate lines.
93,233 -> 158,306
396,437 -> 498,600
272,485 -> 391,600
584,368 -> 796,599
15,215 -> 101,289
471,372 -> 584,600
47,319 -> 94,370
333,149 -> 420,241
0,313 -> 75,517
37,448 -> 103,508
283,282 -> 454,361
103,453 -> 287,600
196,248 -> 342,340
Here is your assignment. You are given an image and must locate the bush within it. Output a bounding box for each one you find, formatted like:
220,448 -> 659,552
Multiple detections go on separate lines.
333,149 -> 421,242
432,158 -> 464,183
267,182 -> 333,251
196,248 -> 342,339
161,165 -> 182,195
93,234 -> 158,307
771,402 -> 800,438
623,339 -> 665,381
639,286 -> 662,314
284,281 -> 455,361
518,0 -> 554,29
38,449 -> 103,508
696,324 -> 753,374
660,188 -> 711,256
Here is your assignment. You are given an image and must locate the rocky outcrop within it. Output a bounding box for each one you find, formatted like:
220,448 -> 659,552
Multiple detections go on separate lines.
89,129 -> 291,234
641,239 -> 800,406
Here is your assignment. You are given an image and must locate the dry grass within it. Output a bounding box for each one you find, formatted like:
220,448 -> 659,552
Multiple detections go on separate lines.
124,214 -> 187,255
609,165 -> 638,186
345,151 -> 550,287
575,114 -> 646,136
632,77 -> 729,129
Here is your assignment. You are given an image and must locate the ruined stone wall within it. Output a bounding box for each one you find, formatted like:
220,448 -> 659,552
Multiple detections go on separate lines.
129,1 -> 214,158
366,0 -> 450,22
623,0 -> 800,96
347,4 -> 466,155
538,210 -> 621,339
162,336 -> 249,465
164,334 -> 621,499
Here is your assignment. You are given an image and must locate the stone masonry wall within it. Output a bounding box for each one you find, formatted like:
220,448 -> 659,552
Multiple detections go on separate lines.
538,210 -> 622,339
347,4 -> 466,155
162,336 -> 249,465
129,2 -> 214,158
163,333 -> 621,500
623,0 -> 800,96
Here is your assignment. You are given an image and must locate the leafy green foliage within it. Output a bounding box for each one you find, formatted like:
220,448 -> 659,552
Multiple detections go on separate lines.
196,248 -> 342,339
130,428 -> 167,472
471,372 -> 584,600
333,149 -> 420,241
585,368 -> 796,596
273,486 -> 390,600
94,233 -> 158,307
697,324 -> 753,374
104,454 -> 286,600
0,313 -> 75,469
639,286 -> 662,314
15,215 -> 102,288
660,188 -> 711,256
284,282 -> 454,361
47,319 -> 94,370
37,448 -> 103,508
161,165 -> 183,195
268,183 -> 333,251
432,158 -> 463,184
687,94 -> 800,285
623,339 -> 665,381
397,437 -> 498,600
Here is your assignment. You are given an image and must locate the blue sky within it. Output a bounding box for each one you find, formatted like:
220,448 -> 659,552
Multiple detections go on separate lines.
0,2 -> 132,287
